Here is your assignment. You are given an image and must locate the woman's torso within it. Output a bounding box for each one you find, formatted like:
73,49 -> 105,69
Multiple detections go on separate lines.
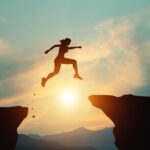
56,45 -> 68,59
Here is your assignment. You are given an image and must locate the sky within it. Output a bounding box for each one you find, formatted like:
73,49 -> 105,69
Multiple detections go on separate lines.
0,0 -> 150,135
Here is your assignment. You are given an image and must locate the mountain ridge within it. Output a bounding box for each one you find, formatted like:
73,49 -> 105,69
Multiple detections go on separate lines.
16,134 -> 96,150
26,127 -> 117,150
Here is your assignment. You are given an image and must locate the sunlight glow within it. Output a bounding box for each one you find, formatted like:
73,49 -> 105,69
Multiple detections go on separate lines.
60,89 -> 77,107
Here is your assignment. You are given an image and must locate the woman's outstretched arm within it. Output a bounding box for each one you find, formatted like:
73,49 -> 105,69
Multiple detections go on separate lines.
68,46 -> 82,50
45,44 -> 60,54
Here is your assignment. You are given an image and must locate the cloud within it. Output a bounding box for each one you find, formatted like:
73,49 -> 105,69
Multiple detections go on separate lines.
1,7 -> 149,102
0,16 -> 8,24
85,7 -> 150,95
0,39 -> 9,56
0,7 -> 149,134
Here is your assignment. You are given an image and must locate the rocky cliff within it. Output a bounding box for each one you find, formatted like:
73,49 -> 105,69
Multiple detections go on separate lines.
0,106 -> 28,150
89,94 -> 150,150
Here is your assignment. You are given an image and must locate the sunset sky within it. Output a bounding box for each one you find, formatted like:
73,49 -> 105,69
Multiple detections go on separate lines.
0,0 -> 150,135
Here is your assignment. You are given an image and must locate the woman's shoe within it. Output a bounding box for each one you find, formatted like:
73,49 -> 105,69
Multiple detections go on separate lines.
73,74 -> 83,80
41,77 -> 46,87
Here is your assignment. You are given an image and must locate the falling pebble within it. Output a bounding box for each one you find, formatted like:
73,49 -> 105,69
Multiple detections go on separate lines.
33,93 -> 35,96
31,108 -> 34,110
32,116 -> 35,118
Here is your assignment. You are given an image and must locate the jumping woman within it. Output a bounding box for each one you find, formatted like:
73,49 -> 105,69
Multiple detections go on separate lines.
41,38 -> 83,87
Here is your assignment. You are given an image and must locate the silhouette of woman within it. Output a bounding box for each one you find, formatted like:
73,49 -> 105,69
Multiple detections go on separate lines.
41,38 -> 83,87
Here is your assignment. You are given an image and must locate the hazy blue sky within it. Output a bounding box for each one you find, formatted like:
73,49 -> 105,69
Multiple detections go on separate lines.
0,0 -> 150,135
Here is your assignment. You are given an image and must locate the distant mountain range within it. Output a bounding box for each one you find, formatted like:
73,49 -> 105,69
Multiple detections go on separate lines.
16,127 -> 117,150
16,134 -> 95,150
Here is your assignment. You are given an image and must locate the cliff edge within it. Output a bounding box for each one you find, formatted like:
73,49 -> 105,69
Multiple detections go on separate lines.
89,94 -> 150,150
0,106 -> 28,150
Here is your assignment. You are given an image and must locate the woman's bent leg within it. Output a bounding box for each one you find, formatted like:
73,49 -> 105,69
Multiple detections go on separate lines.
41,62 -> 61,87
46,64 -> 60,80
62,58 -> 83,80
62,58 -> 78,74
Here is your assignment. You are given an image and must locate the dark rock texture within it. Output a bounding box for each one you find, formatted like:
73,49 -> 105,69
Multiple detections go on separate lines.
89,94 -> 150,150
0,106 -> 28,150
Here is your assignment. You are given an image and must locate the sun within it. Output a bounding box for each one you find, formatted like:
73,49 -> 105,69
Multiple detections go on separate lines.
60,89 -> 77,107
